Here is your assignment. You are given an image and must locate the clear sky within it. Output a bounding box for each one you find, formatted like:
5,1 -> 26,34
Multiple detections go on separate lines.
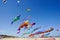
0,0 -> 60,37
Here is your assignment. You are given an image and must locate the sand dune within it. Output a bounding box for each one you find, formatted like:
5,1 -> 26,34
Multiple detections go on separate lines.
0,38 -> 60,40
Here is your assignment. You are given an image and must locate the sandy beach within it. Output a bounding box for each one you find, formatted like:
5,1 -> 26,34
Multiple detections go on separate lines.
0,38 -> 60,40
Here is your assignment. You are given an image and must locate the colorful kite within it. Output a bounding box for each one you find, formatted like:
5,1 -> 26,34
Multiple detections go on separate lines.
17,20 -> 36,34
17,20 -> 29,34
11,14 -> 20,24
29,27 -> 54,37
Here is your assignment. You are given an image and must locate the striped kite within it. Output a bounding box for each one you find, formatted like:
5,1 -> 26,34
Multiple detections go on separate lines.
29,27 -> 54,37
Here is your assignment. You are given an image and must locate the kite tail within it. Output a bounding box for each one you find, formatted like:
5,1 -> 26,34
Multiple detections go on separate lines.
17,28 -> 21,34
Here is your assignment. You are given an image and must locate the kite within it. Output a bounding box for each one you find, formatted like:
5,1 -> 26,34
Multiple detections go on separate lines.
11,14 -> 20,24
3,0 -> 7,4
17,20 -> 36,34
27,8 -> 30,12
17,0 -> 20,6
17,20 -> 29,34
56,29 -> 59,31
29,27 -> 54,37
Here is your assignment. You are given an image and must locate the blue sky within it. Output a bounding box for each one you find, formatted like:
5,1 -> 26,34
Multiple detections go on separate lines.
0,0 -> 60,37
